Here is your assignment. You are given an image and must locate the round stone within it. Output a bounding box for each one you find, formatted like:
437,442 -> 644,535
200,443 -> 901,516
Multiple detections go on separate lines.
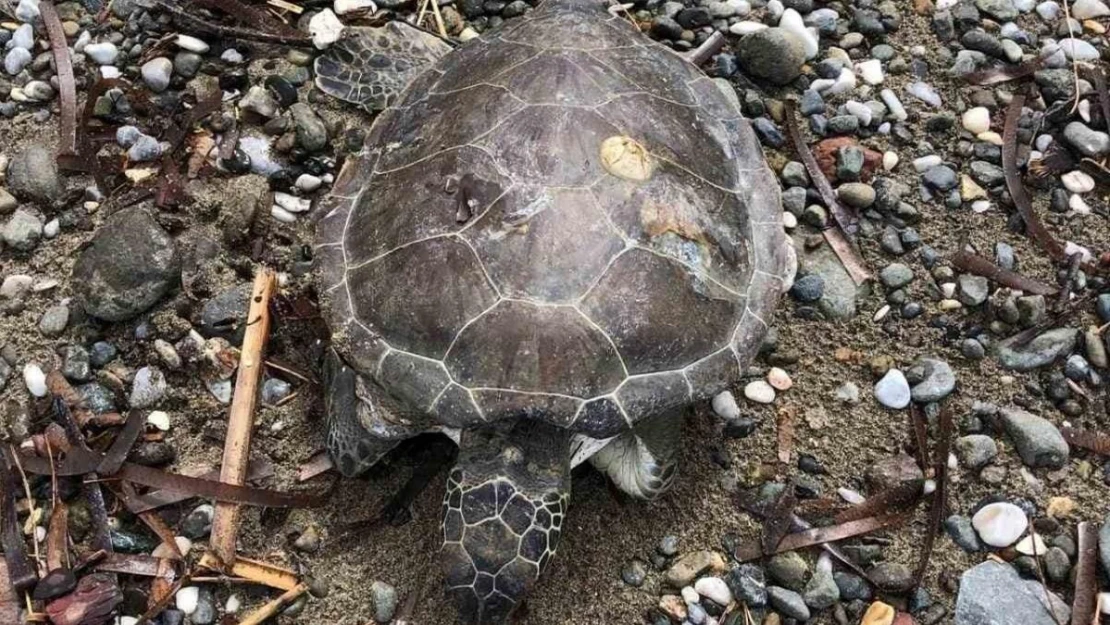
874,369 -> 911,409
744,380 -> 776,404
961,107 -> 991,134
971,502 -> 1028,548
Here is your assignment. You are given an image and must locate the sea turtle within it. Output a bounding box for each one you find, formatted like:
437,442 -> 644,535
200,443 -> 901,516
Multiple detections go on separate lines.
312,0 -> 791,622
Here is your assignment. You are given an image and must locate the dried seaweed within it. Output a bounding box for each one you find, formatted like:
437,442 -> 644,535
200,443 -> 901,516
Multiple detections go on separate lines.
1003,96 -> 1068,264
962,57 -> 1043,86
783,100 -> 860,238
1084,65 -> 1110,134
1028,144 -> 1078,180
0,454 -> 36,593
1061,426 -> 1110,455
98,409 -> 144,476
1072,522 -> 1099,625
732,512 -> 913,562
40,1 -> 78,158
823,225 -> 871,285
833,479 -> 923,525
190,0 -> 305,39
950,248 -> 1058,295
154,0 -> 312,46
686,31 -> 725,66
46,502 -> 69,571
761,481 -> 798,556
910,403 -> 930,471
912,406 -> 954,588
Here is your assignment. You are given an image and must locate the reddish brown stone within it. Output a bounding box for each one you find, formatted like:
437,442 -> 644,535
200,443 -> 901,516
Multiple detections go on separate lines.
812,137 -> 883,181
45,573 -> 122,625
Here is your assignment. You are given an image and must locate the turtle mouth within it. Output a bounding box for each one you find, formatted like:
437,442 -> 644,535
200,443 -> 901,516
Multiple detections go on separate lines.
440,467 -> 566,625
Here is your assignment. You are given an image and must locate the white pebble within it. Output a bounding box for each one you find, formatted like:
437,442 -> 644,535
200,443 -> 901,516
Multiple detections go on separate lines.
175,34 -> 210,54
913,155 -> 943,172
23,364 -> 47,397
971,200 -> 992,213
856,59 -> 884,85
1014,533 -> 1048,556
1079,99 -> 1092,124
882,151 -> 899,171
226,595 -> 241,614
335,0 -> 377,14
296,174 -> 324,193
838,487 -> 865,504
175,586 -> 200,615
271,205 -> 298,223
309,9 -> 345,49
845,100 -> 872,126
147,411 -> 171,431
873,304 -> 890,322
1100,592 -> 1110,615
43,219 -> 59,239
744,380 -> 776,404
84,42 -> 120,65
118,617 -> 138,625
779,9 -> 818,59
274,191 -> 312,213
1070,194 -> 1091,215
1073,0 -> 1109,19
879,89 -> 907,121
12,24 -> 34,50
971,502 -> 1028,547
873,368 -> 910,409
1065,241 -> 1094,263
906,81 -> 942,107
729,21 -> 767,35
1057,38 -> 1100,61
694,577 -> 733,606
681,586 -> 700,604
961,107 -> 991,134
823,68 -> 856,95
1062,170 -> 1095,193
711,391 -> 741,420
153,536 -> 192,558
782,211 -> 798,229
767,367 -> 792,391
977,131 -> 1003,145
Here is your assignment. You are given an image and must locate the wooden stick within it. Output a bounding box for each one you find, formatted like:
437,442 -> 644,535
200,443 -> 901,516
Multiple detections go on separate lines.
237,582 -> 309,625
208,268 -> 276,570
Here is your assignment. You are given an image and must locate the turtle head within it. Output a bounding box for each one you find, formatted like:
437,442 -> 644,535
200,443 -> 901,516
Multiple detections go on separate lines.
440,421 -> 571,624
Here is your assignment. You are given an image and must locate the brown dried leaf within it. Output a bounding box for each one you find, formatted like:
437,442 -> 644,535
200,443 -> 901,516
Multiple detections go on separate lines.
733,512 -> 913,562
950,249 -> 1058,296
833,480 -> 924,525
1072,522 -> 1099,625
761,481 -> 798,556
1061,427 -> 1110,456
777,405 -> 795,464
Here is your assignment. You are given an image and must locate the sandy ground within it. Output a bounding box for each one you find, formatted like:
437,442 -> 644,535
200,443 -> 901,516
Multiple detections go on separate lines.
2,4 -> 1110,625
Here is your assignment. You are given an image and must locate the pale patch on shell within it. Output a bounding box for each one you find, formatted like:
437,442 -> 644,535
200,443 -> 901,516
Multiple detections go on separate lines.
601,135 -> 653,182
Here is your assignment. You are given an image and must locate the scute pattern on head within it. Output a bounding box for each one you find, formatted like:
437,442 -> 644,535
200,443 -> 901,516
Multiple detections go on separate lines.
442,468 -> 566,625
314,0 -> 788,439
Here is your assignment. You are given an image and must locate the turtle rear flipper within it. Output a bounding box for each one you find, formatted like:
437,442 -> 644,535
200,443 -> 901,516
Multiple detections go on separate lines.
441,421 -> 571,625
589,409 -> 682,500
314,22 -> 452,112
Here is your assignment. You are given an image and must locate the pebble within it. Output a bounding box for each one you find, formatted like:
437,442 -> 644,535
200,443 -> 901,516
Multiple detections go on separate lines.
995,327 -> 1078,371
999,407 -> 1069,469
7,146 -> 62,204
310,9 -> 346,48
735,28 -> 806,85
856,59 -> 884,85
726,564 -> 766,607
961,107 -> 991,134
1014,533 -> 1048,556
880,89 -> 908,121
874,369 -> 911,409
1063,121 -> 1110,157
955,561 -> 1070,624
1062,170 -> 1095,193
802,566 -> 839,610
38,304 -> 69,337
84,42 -> 119,65
174,34 -> 210,54
906,82 -> 942,107
621,559 -> 647,586
23,363 -> 47,397
879,263 -> 914,289
141,58 -> 173,93
694,576 -> 732,605
336,0 -> 378,13
130,366 -> 166,409
175,587 -> 199,615
767,367 -> 792,391
744,380 -> 775,404
767,552 -> 808,591
907,357 -> 956,403
711,390 -> 741,420
945,515 -> 982,552
955,435 -> 998,469
665,551 -> 726,587
3,48 -> 31,76
370,580 -> 397,623
778,9 -> 818,59
971,502 -> 1028,547
1057,38 -> 1100,61
1073,0 -> 1110,18
767,586 -> 810,621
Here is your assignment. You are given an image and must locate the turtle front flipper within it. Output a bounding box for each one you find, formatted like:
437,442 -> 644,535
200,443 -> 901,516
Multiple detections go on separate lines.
589,408 -> 682,500
440,421 -> 571,625
314,21 -> 452,112
323,349 -> 408,477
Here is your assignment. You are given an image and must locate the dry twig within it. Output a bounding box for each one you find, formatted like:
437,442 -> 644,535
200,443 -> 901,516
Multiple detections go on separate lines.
1072,522 -> 1100,625
208,268 -> 277,570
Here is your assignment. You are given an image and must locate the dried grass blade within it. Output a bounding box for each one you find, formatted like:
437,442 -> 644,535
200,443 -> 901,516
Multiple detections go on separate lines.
761,481 -> 797,555
1072,522 -> 1099,625
783,100 -> 860,238
912,406 -> 954,588
823,225 -> 871,285
1003,97 -> 1070,265
733,512 -> 913,562
45,502 -> 69,571
950,249 -> 1058,295
833,479 -> 923,525
776,405 -> 795,464
1061,426 -> 1110,455
40,1 -> 78,157
962,57 -> 1043,85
